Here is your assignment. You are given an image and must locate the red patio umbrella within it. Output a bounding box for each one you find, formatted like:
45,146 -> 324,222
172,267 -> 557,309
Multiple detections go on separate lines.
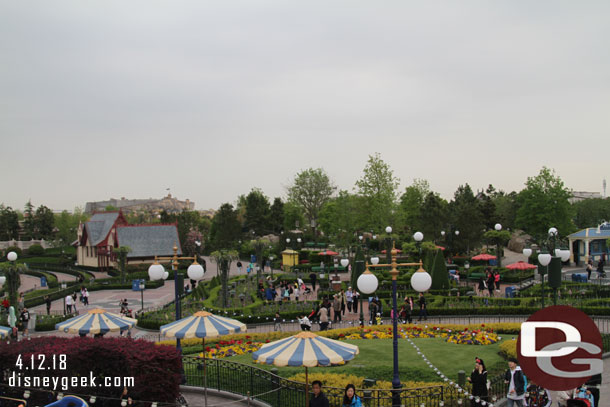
435,245 -> 445,251
505,261 -> 537,270
317,250 -> 339,256
471,253 -> 497,261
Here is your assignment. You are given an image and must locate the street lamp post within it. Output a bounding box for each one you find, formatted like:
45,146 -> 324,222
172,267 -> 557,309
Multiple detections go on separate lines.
368,226 -> 432,407
148,245 -> 204,353
139,282 -> 145,311
357,260 -> 379,327
61,282 -> 67,314
494,223 -> 503,268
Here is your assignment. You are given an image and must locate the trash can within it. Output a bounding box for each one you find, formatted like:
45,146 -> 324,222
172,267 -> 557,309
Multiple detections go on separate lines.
132,280 -> 142,291
331,275 -> 341,291
505,286 -> 516,298
40,277 -> 47,287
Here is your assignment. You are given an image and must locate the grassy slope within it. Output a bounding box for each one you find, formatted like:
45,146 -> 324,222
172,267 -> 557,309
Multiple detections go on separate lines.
226,336 -> 516,383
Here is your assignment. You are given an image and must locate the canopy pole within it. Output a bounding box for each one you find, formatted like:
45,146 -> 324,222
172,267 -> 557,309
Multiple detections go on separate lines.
203,337 -> 208,407
305,366 -> 309,407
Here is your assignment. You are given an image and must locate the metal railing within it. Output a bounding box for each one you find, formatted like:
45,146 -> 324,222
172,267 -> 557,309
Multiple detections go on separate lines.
182,357 -> 506,407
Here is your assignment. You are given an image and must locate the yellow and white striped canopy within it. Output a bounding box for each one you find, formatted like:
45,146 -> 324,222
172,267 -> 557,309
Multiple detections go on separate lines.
252,332 -> 359,367
160,311 -> 246,339
55,308 -> 137,335
0,326 -> 11,339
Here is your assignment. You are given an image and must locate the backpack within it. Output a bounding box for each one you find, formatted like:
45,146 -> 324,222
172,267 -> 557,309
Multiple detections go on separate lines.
522,373 -> 528,393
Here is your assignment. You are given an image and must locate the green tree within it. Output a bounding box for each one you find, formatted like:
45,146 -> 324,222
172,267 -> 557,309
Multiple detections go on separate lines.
54,208 -> 89,247
493,191 -> 519,230
269,198 -> 285,234
572,198 -> 610,229
209,204 -> 241,251
483,230 -> 511,267
397,179 -> 430,235
449,184 -> 484,254
244,188 -> 271,235
282,202 -> 305,233
430,249 -> 450,290
318,191 -> 367,249
515,167 -> 575,242
34,205 -> 55,239
23,200 -> 35,239
355,153 -> 400,231
113,246 -> 131,283
478,185 -> 497,230
0,262 -> 27,307
287,168 -> 336,236
419,192 -> 449,242
0,205 -> 20,240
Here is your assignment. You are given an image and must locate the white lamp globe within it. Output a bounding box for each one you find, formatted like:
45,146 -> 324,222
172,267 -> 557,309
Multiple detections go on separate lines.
522,248 -> 532,257
371,257 -> 380,265
148,263 -> 165,281
441,230 -> 446,236
411,270 -> 432,292
357,272 -> 378,294
538,253 -> 552,267
7,251 -> 17,262
0,276 -> 5,285
286,238 -> 291,243
548,227 -> 558,236
163,271 -> 169,280
455,230 -> 460,236
372,235 -> 377,240
554,249 -> 562,257
187,263 -> 205,280
560,250 -> 571,262
494,223 -> 502,231
359,235 -> 363,241
413,232 -> 424,242
340,259 -> 349,267
385,226 -> 392,234
297,237 -> 302,243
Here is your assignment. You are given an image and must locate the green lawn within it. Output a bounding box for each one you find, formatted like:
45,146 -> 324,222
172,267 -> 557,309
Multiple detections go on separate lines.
226,336 -> 516,383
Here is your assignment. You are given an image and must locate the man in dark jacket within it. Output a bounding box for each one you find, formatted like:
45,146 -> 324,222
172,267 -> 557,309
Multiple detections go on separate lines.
310,272 -> 317,291
310,380 -> 329,407
504,358 -> 526,406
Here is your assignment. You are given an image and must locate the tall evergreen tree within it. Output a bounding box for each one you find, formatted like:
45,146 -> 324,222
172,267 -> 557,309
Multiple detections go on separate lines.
269,198 -> 285,233
430,249 -> 450,290
244,188 -> 271,235
209,203 -> 241,250
449,184 -> 484,254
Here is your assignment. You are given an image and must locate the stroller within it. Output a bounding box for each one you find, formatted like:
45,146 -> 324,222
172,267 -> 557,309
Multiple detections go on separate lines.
119,299 -> 133,318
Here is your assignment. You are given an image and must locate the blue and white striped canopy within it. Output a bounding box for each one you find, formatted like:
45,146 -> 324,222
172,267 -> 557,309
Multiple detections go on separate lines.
0,326 -> 11,339
160,311 -> 247,339
252,332 -> 359,367
55,309 -> 137,335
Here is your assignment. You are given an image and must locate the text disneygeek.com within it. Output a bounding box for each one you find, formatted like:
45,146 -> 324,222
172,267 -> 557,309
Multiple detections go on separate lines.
9,372 -> 135,391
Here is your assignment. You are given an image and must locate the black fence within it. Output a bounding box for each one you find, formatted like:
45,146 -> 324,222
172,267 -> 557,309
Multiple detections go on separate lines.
182,357 -> 506,407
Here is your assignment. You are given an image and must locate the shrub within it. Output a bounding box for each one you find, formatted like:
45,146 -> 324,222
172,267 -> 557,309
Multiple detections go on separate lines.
26,244 -> 45,256
499,338 -> 517,359
0,336 -> 182,403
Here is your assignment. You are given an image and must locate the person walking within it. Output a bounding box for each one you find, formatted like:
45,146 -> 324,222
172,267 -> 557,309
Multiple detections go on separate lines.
318,306 -> 329,331
340,289 -> 346,316
342,384 -> 362,407
310,380 -> 330,407
65,294 -> 73,314
45,295 -> 52,315
333,295 -> 342,323
346,287 -> 354,313
477,277 -> 485,296
352,290 -> 359,313
418,293 -> 428,321
310,272 -> 317,292
504,358 -> 526,407
487,270 -> 495,297
494,270 -> 501,292
19,307 -> 30,337
82,287 -> 89,307
369,300 -> 378,325
407,296 -> 414,323
586,259 -> 594,280
72,292 -> 78,313
17,293 -> 24,313
467,358 -> 488,406
273,312 -> 282,331
236,261 -> 243,273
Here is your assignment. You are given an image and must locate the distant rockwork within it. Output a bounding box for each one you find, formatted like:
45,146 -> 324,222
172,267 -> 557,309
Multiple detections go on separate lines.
85,194 -> 195,214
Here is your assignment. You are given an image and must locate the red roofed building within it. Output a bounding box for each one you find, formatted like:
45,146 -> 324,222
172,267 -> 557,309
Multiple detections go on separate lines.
76,211 -> 181,269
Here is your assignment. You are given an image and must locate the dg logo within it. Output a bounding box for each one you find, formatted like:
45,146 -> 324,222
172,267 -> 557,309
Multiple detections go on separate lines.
518,305 -> 603,390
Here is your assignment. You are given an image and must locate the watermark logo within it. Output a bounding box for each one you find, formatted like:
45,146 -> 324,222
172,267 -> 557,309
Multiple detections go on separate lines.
518,305 -> 603,390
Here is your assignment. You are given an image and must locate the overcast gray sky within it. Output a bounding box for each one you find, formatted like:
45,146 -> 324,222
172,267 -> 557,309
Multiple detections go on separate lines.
1,1 -> 608,211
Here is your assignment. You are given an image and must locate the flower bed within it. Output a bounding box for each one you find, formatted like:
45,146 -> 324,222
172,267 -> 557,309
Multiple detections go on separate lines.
198,339 -> 264,358
342,325 -> 498,345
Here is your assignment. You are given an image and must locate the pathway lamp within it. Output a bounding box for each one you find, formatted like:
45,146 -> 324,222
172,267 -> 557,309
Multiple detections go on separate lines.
367,227 -> 432,407
148,245 -> 204,353
139,282 -> 145,311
